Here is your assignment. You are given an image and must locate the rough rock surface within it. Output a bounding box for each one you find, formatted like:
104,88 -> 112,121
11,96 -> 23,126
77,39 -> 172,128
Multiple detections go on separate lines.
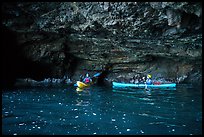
1,2 -> 202,88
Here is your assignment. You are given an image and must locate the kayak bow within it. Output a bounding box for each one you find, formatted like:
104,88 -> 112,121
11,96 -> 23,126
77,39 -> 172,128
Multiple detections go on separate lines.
76,81 -> 90,89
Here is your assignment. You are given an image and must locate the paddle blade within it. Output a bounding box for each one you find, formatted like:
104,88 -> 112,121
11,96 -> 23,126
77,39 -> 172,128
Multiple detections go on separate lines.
93,72 -> 101,77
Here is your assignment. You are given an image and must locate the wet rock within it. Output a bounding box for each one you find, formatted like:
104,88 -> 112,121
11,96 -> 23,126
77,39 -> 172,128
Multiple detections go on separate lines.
1,2 -> 202,87
15,76 -> 73,87
166,9 -> 181,27
163,27 -> 178,36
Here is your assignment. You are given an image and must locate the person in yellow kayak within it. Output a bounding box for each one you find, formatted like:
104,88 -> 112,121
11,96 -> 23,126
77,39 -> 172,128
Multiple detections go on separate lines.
83,73 -> 92,84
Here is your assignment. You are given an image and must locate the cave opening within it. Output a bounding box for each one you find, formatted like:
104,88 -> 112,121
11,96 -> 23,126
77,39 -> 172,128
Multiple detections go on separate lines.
1,26 -> 53,89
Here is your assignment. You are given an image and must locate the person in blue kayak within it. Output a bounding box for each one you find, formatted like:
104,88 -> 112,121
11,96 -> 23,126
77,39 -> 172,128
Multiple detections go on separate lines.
83,73 -> 92,84
146,74 -> 152,85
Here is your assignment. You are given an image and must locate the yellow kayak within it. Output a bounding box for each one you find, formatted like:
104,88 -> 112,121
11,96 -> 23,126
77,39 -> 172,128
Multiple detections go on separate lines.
76,81 -> 90,89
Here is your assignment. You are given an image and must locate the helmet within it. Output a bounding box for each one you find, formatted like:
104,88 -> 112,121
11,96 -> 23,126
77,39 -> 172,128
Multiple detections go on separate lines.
86,73 -> 89,77
147,74 -> 152,78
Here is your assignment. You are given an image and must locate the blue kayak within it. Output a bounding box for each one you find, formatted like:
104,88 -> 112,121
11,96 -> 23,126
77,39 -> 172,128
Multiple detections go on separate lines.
112,82 -> 176,89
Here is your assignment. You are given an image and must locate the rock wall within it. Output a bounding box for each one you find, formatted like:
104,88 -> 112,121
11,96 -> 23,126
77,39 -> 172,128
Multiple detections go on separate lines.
1,2 -> 202,87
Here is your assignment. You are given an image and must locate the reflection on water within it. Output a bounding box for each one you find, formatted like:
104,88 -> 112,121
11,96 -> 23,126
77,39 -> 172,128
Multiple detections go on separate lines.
2,85 -> 202,135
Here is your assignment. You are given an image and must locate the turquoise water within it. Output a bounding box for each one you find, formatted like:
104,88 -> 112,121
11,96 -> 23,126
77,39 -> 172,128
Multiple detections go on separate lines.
2,85 -> 202,135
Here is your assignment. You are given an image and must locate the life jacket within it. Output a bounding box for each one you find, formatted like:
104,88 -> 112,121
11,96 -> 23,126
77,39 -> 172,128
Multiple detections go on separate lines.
146,78 -> 152,85
85,78 -> 90,83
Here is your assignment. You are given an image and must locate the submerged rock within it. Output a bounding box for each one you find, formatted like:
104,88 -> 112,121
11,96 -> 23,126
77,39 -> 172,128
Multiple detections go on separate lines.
15,76 -> 73,87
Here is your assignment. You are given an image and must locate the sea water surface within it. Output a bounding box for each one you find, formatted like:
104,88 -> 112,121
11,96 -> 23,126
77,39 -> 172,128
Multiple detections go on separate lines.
2,84 -> 202,135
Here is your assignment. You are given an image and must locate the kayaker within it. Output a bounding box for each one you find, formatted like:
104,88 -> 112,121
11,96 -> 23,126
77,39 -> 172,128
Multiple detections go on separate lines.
142,76 -> 146,83
130,77 -> 134,83
83,73 -> 92,84
138,76 -> 143,83
134,78 -> 139,84
146,74 -> 152,85
134,75 -> 139,84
